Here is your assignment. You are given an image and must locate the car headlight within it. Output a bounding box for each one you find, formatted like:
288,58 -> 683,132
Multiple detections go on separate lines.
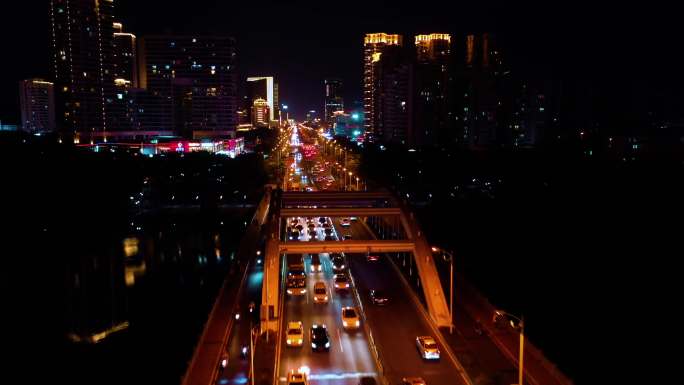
345,283 -> 349,288
287,339 -> 292,344
298,339 -> 302,344
340,265 -> 345,269
325,342 -> 330,348
324,296 -> 328,300
343,321 -> 348,327
355,320 -> 360,326
287,289 -> 293,294
312,343 -> 317,348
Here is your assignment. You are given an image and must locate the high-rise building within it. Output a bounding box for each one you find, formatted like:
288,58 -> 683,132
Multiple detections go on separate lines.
19,79 -> 56,133
112,22 -> 138,87
251,98 -> 269,127
363,33 -> 402,141
246,77 -> 277,123
50,0 -> 115,142
377,47 -> 411,144
458,33 -> 503,147
139,35 -> 238,138
324,79 -> 344,124
412,34 -> 451,146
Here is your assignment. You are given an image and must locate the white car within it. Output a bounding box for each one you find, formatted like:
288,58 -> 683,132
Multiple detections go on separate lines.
286,321 -> 304,347
415,336 -> 440,360
333,274 -> 350,291
313,281 -> 329,304
341,306 -> 360,330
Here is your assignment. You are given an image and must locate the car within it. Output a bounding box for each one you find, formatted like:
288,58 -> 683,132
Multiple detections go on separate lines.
358,377 -> 377,385
401,378 -> 426,385
341,306 -> 360,330
340,218 -> 351,227
310,254 -> 322,272
310,324 -> 330,351
286,321 -> 304,347
415,336 -> 440,360
369,289 -> 389,305
334,274 -> 350,291
305,187 -> 314,192
350,217 -> 358,221
366,253 -> 380,262
331,255 -> 346,271
313,281 -> 329,303
287,369 -> 309,385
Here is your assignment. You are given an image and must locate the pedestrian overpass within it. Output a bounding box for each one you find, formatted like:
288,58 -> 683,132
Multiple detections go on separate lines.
260,190 -> 452,331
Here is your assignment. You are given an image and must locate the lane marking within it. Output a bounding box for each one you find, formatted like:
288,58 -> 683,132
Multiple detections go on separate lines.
337,327 -> 344,353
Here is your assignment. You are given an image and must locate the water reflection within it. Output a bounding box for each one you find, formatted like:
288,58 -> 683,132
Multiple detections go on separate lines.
64,210 -> 251,385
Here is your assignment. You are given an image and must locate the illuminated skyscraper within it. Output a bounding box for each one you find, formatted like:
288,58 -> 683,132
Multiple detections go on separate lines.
246,77 -> 277,123
251,98 -> 270,127
324,79 -> 344,124
363,33 -> 402,140
413,33 -> 451,146
50,0 -> 115,142
19,79 -> 56,133
112,22 -> 138,87
139,35 -> 238,137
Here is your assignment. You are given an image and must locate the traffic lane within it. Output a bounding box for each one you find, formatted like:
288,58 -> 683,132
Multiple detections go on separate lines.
351,256 -> 466,385
219,262 -> 263,384
279,253 -> 376,385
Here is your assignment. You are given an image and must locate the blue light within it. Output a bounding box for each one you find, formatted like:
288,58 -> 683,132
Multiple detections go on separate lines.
351,113 -> 359,120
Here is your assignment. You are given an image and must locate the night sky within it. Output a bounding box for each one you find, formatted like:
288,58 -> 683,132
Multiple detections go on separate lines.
1,1 -> 682,122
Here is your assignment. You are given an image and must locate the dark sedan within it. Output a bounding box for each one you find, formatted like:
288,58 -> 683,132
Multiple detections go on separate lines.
369,289 -> 389,305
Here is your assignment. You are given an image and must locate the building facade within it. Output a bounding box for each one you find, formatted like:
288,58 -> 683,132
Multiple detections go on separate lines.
246,77 -> 277,124
363,33 -> 402,141
251,98 -> 269,127
50,0 -> 115,142
112,23 -> 138,87
139,35 -> 238,138
324,79 -> 344,124
19,79 -> 56,133
412,34 -> 451,146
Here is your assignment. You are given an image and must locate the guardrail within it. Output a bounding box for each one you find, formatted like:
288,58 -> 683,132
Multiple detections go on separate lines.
348,267 -> 390,385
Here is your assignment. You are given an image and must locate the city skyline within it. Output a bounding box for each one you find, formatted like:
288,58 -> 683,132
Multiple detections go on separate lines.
3,1 -> 683,125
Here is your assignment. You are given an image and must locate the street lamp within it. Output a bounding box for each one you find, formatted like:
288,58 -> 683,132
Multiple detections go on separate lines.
494,309 -> 525,385
431,246 -> 454,334
348,171 -> 353,191
356,176 -> 360,191
342,168 -> 347,189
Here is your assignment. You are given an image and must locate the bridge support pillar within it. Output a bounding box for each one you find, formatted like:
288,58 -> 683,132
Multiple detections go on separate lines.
261,238 -> 280,333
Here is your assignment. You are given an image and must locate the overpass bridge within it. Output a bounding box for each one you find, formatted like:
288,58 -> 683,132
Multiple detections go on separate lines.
260,190 -> 452,331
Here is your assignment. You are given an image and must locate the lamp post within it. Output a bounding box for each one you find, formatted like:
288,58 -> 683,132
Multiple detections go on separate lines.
348,171 -> 353,191
431,246 -> 454,334
356,177 -> 360,191
494,310 -> 525,385
342,168 -> 347,190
